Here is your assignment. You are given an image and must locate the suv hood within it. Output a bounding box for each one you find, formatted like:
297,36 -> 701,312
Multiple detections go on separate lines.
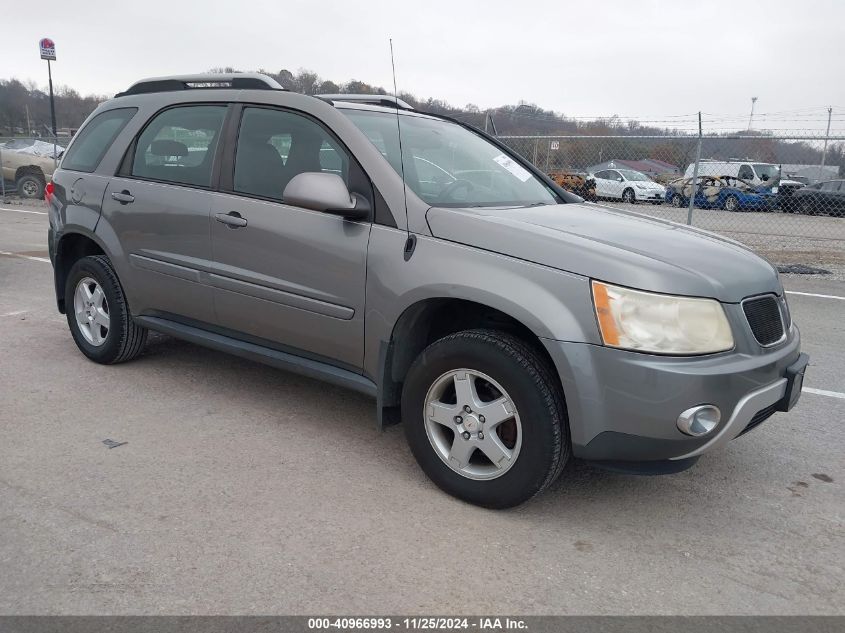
426,203 -> 781,303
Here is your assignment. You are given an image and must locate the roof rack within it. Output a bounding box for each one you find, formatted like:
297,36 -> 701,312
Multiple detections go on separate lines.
317,94 -> 414,111
116,73 -> 284,97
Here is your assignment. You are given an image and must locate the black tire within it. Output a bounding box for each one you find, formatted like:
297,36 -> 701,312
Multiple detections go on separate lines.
723,195 -> 740,212
64,255 -> 147,364
801,198 -> 816,216
671,193 -> 683,208
622,188 -> 636,204
16,173 -> 44,199
401,329 -> 570,508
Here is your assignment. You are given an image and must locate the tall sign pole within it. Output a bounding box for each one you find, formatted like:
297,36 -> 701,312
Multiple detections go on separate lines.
39,38 -> 58,165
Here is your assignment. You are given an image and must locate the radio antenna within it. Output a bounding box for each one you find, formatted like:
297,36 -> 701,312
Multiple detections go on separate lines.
390,39 -> 413,252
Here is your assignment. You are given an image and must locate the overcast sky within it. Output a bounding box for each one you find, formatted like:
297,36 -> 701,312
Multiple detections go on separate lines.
4,0 -> 845,132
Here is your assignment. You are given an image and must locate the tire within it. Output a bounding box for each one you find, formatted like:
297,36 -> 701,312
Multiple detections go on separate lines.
622,188 -> 636,204
801,198 -> 816,216
723,195 -> 740,212
64,255 -> 147,364
401,329 -> 570,508
671,193 -> 683,208
16,173 -> 44,199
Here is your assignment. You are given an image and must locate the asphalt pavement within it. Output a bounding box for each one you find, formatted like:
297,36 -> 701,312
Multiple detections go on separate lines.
0,201 -> 842,615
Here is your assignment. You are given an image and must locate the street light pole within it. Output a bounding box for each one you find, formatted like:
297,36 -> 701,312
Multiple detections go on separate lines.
748,97 -> 758,130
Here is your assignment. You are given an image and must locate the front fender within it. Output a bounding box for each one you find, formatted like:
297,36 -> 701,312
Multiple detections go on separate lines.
363,226 -> 601,382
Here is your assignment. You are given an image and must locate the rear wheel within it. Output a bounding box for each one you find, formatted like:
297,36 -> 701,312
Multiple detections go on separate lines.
723,195 -> 740,212
65,255 -> 148,364
402,329 -> 569,508
671,193 -> 683,208
16,174 -> 44,199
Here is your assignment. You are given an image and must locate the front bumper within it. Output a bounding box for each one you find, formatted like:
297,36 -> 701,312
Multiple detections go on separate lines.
635,188 -> 665,201
542,325 -> 804,463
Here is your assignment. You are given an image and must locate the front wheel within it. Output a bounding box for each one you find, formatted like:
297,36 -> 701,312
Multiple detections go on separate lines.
724,195 -> 740,212
671,193 -> 683,208
65,255 -> 148,364
622,188 -> 636,204
402,330 -> 570,508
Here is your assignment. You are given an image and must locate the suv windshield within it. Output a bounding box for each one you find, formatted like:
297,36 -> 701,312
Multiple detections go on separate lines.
342,109 -> 559,207
618,169 -> 651,182
753,163 -> 781,181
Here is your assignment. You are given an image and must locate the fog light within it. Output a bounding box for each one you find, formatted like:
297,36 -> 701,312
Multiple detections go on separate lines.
677,405 -> 721,437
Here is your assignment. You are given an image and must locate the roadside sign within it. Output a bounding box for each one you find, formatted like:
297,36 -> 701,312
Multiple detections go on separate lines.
39,38 -> 56,61
550,140 -> 559,150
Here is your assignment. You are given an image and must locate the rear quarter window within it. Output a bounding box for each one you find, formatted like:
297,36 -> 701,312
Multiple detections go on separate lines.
60,108 -> 137,173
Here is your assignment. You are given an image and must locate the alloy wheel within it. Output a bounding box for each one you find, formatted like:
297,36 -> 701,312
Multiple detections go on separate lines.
73,277 -> 110,346
423,368 -> 522,480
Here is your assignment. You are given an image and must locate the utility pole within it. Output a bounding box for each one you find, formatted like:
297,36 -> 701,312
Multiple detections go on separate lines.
748,97 -> 758,130
25,105 -> 32,135
687,111 -> 703,226
819,106 -> 832,182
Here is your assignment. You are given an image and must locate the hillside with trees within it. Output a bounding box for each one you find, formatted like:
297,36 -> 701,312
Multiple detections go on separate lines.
1,68 -> 840,176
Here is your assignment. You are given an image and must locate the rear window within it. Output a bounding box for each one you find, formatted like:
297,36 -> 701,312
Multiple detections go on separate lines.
60,108 -> 137,173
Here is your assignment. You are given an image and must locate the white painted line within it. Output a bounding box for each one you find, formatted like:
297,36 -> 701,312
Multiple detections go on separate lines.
0,207 -> 47,215
803,387 -> 845,400
0,250 -> 50,263
0,310 -> 27,317
786,290 -> 845,301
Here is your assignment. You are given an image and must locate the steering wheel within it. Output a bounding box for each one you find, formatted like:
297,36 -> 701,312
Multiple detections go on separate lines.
436,179 -> 475,203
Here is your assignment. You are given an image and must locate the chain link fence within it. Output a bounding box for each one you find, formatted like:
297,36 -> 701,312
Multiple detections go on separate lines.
0,136 -> 66,201
499,133 -> 845,278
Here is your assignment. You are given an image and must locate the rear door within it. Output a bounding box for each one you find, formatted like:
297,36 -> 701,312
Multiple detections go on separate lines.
208,105 -> 372,369
593,170 -> 613,198
100,104 -> 228,323
604,170 -> 625,199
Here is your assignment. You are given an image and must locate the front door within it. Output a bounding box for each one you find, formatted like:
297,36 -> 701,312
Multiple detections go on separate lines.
208,105 -> 372,370
101,104 -> 228,323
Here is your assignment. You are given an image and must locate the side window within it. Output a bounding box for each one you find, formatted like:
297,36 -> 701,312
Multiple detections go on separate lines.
738,164 -> 754,180
60,108 -> 137,173
233,107 -> 352,201
821,181 -> 839,191
595,170 -> 609,179
131,105 -> 227,188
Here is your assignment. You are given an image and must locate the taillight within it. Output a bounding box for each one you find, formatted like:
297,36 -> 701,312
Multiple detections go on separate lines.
44,181 -> 54,202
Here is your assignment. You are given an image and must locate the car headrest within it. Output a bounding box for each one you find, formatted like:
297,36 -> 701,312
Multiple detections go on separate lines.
149,140 -> 189,157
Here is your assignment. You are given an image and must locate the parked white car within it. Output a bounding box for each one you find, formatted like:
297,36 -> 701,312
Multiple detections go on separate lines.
592,168 -> 665,204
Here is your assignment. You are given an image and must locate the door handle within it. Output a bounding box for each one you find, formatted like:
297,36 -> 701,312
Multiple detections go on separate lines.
215,211 -> 248,228
111,190 -> 134,204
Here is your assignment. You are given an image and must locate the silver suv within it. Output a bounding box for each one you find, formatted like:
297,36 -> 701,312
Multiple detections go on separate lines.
48,74 -> 808,507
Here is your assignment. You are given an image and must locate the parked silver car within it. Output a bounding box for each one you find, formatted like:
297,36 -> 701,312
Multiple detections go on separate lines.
48,74 -> 808,507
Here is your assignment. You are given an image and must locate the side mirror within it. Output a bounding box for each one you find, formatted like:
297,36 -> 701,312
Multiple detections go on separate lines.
617,177 -> 624,182
283,172 -> 369,220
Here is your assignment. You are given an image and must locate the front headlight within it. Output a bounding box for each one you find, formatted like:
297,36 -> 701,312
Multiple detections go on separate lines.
591,281 -> 734,354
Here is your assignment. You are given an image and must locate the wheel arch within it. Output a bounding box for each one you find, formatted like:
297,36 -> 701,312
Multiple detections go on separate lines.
14,165 -> 46,183
53,231 -> 107,313
376,297 -> 561,428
